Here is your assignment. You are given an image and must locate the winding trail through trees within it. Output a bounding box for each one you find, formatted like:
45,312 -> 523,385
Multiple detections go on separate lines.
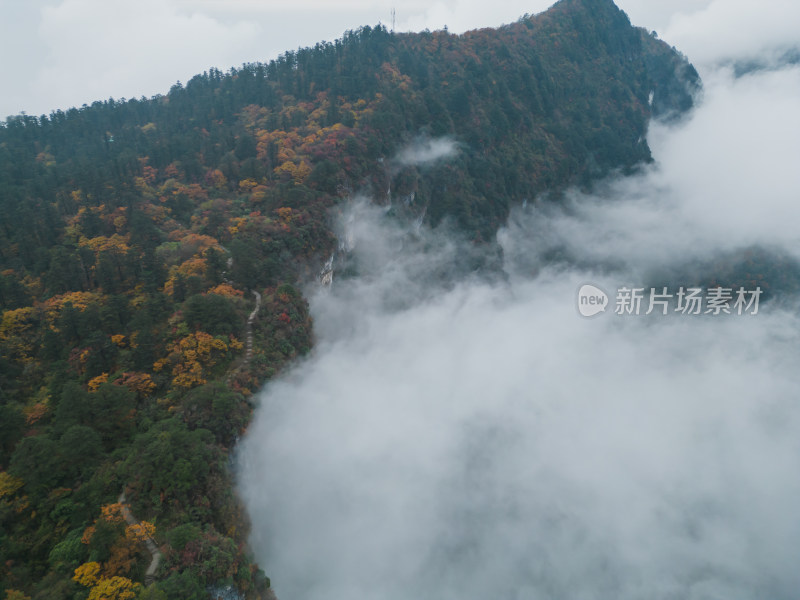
227,289 -> 262,388
245,290 -> 262,365
118,289 -> 261,587
117,491 -> 163,586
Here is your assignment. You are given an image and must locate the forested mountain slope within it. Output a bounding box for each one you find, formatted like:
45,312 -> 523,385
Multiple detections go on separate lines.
0,0 -> 698,597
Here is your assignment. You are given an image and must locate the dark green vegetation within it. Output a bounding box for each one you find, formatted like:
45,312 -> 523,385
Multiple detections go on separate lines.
0,0 -> 697,597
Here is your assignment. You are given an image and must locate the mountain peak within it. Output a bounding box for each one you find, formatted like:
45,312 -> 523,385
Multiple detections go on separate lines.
549,0 -> 631,23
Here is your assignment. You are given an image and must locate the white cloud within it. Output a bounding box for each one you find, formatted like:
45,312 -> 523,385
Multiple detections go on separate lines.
239,191 -> 800,598
394,137 -> 458,167
27,0 -> 259,114
662,0 -> 800,67
652,65 -> 800,250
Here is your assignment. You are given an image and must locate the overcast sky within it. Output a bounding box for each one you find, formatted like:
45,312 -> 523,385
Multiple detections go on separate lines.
2,0 -> 799,120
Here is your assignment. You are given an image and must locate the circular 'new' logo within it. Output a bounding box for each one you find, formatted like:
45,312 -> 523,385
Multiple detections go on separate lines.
577,284 -> 609,318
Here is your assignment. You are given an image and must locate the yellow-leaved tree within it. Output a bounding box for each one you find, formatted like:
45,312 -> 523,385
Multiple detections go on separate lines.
72,561 -> 101,587
87,576 -> 140,600
155,331 -> 229,389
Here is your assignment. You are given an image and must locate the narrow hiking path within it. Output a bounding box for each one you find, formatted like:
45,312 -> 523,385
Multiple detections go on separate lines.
245,290 -> 262,365
120,288 -> 261,586
118,491 -> 162,586
227,289 -> 262,386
